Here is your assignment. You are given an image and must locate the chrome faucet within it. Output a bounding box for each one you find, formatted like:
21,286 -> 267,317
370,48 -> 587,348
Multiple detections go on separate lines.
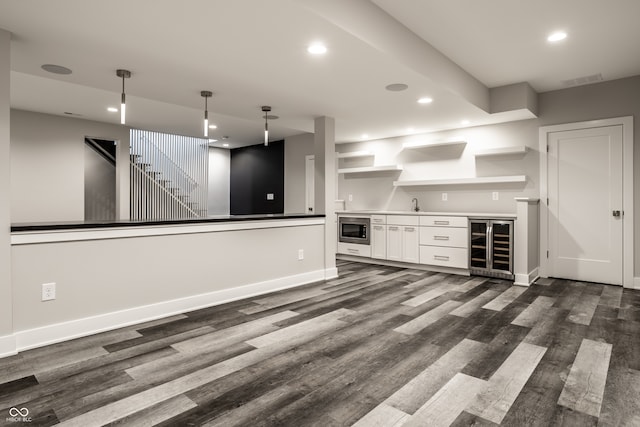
411,197 -> 420,212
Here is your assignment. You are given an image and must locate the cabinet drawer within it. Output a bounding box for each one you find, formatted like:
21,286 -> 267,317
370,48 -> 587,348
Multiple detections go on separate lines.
420,246 -> 468,269
419,216 -> 467,228
387,215 -> 419,226
420,226 -> 468,248
371,215 -> 386,224
338,242 -> 372,257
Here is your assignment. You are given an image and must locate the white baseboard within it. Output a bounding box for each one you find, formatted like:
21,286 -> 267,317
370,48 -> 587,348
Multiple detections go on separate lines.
632,277 -> 640,290
0,334 -> 17,359
325,267 -> 339,280
8,268 -> 328,355
514,267 -> 539,287
336,254 -> 470,276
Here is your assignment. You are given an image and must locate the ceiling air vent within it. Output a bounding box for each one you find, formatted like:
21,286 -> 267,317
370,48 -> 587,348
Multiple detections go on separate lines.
561,73 -> 603,88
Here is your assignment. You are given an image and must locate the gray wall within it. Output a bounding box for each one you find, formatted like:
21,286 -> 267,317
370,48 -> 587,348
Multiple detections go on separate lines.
338,75 -> 640,274
337,119 -> 539,213
0,29 -> 11,339
284,133 -> 314,214
10,109 -> 130,223
208,147 -> 230,215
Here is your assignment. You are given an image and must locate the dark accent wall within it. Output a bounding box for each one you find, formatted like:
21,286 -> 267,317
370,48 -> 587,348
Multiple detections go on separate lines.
230,140 -> 284,215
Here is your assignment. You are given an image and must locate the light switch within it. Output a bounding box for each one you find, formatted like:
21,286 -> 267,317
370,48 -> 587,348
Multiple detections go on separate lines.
442,192 -> 448,201
267,193 -> 274,200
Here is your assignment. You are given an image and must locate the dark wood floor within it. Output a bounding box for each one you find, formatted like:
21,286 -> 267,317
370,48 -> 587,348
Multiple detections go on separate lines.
1,261 -> 639,426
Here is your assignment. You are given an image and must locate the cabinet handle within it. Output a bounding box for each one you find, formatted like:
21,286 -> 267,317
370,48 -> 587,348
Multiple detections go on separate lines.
405,227 -> 415,232
374,225 -> 383,230
373,218 -> 384,223
434,255 -> 450,261
434,220 -> 450,225
433,235 -> 450,240
347,248 -> 359,254
389,226 -> 399,231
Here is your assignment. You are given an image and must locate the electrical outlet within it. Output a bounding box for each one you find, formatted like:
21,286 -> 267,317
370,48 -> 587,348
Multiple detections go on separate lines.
266,193 -> 274,200
492,191 -> 499,201
442,192 -> 448,201
42,282 -> 56,301
348,194 -> 353,202
298,249 -> 304,260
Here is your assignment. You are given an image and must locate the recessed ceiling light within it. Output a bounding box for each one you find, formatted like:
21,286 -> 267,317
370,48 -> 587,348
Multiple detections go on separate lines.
307,43 -> 327,55
41,64 -> 72,75
107,107 -> 118,113
223,143 -> 229,147
361,134 -> 369,139
209,124 -> 217,129
417,97 -> 433,104
461,120 -> 470,126
386,83 -> 408,92
547,31 -> 567,42
208,139 -> 218,143
407,127 -> 415,133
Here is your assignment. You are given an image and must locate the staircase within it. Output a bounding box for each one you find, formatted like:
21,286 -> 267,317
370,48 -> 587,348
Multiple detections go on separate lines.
129,130 -> 208,220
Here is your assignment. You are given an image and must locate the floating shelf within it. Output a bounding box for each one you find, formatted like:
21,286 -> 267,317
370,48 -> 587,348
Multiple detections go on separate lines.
339,165 -> 403,174
402,139 -> 466,150
393,175 -> 527,187
475,146 -> 528,157
336,150 -> 374,159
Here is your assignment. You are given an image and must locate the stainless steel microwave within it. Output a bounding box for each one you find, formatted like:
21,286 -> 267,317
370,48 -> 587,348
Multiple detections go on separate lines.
338,216 -> 370,245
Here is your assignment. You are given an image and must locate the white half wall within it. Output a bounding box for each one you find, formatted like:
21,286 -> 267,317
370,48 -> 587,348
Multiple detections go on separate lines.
9,219 -> 326,353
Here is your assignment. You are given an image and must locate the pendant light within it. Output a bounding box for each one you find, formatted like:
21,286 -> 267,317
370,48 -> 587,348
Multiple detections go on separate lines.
201,91 -> 212,137
116,69 -> 131,125
262,106 -> 271,146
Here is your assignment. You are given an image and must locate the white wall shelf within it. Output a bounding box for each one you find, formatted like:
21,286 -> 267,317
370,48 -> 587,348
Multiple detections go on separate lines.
475,146 -> 528,157
339,165 -> 403,174
393,175 -> 527,187
336,150 -> 374,159
402,140 -> 466,150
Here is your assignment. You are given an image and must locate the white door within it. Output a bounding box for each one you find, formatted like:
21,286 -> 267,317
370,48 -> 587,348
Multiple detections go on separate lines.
305,155 -> 314,214
547,125 -> 623,285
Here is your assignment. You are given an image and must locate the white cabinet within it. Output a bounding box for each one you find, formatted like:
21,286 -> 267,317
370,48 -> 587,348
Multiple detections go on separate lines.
419,215 -> 468,269
387,225 -> 402,261
337,242 -> 372,258
386,216 -> 419,263
402,225 -> 419,263
371,224 -> 387,259
420,246 -> 468,268
420,226 -> 468,248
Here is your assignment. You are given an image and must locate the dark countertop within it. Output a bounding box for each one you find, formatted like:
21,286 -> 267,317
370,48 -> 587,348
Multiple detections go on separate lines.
11,213 -> 325,232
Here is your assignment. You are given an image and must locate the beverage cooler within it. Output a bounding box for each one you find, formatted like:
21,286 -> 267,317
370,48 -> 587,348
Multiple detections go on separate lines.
469,219 -> 514,280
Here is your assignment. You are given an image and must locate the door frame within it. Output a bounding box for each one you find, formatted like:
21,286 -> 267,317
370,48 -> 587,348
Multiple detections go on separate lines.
539,116 -> 634,287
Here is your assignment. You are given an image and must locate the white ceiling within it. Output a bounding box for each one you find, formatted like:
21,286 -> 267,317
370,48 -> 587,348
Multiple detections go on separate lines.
1,0 -> 639,148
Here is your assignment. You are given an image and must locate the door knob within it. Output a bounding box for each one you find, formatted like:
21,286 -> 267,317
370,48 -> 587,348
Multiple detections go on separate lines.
612,210 -> 621,217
